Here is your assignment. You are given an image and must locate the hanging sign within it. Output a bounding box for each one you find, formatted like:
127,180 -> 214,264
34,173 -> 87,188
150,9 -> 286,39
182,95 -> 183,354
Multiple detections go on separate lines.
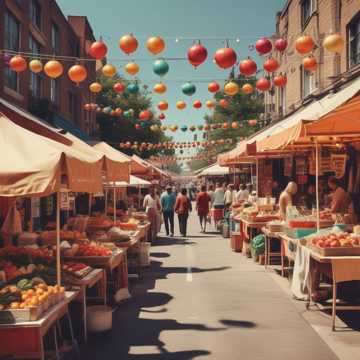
60,190 -> 70,210
331,154 -> 347,179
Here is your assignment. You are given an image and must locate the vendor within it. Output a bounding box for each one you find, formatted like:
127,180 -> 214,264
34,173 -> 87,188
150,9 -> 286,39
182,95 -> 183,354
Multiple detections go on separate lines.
279,181 -> 298,220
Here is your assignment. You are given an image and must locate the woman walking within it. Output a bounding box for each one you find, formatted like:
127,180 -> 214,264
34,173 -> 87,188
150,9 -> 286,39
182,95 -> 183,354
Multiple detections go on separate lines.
196,185 -> 212,233
143,187 -> 161,243
174,188 -> 192,237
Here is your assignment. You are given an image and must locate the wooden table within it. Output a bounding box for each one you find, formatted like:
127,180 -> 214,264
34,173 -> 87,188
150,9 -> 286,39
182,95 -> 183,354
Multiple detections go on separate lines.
278,233 -> 300,277
0,291 -> 78,360
261,227 -> 281,269
240,218 -> 269,257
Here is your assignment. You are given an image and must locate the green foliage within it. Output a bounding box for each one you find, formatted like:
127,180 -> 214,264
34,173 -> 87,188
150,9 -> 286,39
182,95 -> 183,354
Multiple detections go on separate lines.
96,74 -> 173,158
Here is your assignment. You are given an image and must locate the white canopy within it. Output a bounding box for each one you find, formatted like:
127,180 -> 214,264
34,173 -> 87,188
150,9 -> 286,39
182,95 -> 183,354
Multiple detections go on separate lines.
198,164 -> 231,177
104,175 -> 151,188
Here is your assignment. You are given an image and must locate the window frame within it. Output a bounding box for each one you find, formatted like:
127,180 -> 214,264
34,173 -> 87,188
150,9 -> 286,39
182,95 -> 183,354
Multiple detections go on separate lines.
50,79 -> 60,106
301,65 -> 317,98
347,11 -> 360,69
301,0 -> 317,29
29,35 -> 42,98
51,22 -> 61,55
28,0 -> 42,30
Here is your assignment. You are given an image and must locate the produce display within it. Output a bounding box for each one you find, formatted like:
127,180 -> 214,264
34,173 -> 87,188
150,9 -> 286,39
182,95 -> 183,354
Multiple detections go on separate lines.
86,216 -> 113,231
62,262 -> 92,278
63,243 -> 112,257
40,230 -> 85,244
309,233 -> 360,248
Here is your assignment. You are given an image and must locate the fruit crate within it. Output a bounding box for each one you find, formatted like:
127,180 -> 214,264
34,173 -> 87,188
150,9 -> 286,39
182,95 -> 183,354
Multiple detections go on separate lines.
0,305 -> 43,323
310,244 -> 360,257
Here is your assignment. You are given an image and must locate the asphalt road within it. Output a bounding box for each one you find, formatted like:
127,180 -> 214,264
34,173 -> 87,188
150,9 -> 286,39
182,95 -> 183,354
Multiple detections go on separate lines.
82,210 -> 339,360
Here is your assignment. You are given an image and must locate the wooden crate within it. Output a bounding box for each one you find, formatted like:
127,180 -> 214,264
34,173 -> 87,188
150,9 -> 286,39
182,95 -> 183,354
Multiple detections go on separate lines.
310,245 -> 360,257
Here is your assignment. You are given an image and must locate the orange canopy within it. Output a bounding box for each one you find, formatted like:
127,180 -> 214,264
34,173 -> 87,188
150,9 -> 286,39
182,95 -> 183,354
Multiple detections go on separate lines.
131,155 -> 151,176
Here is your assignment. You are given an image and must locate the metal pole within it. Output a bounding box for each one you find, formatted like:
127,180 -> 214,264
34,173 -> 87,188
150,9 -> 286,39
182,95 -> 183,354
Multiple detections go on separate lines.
315,141 -> 320,232
56,192 -> 61,285
256,159 -> 259,195
88,193 -> 92,216
105,189 -> 108,216
113,187 -> 116,223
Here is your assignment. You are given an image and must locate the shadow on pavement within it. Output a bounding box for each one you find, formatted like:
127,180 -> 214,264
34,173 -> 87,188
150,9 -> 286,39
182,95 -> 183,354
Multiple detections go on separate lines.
126,350 -> 210,359
152,237 -> 197,246
150,252 -> 171,258
220,319 -> 257,328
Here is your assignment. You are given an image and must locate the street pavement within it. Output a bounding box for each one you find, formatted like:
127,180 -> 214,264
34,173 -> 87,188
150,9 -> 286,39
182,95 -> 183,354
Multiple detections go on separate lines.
82,210 -> 339,360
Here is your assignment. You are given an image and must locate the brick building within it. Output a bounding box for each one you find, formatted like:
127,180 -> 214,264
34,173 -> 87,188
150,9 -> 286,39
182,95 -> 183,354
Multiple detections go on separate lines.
0,0 -> 97,138
266,0 -> 360,122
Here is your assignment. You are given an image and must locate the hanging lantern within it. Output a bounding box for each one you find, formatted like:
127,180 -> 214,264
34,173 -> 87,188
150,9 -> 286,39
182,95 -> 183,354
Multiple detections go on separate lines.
248,119 -> 258,126
263,58 -> 280,73
198,125 -> 204,131
181,125 -> 188,132
103,106 -> 112,114
89,40 -> 108,60
153,83 -> 167,94
242,83 -> 254,94
110,110 -> 117,117
158,113 -> 166,120
224,81 -> 239,96
113,82 -> 125,93
239,58 -> 257,76
68,64 -> 87,83
9,55 -> 27,72
29,59 -> 43,73
219,99 -> 229,108
90,82 -> 102,93
273,74 -> 287,87
83,103 -> 92,111
127,83 -> 139,94
125,62 -> 139,76
139,110 -> 152,121
90,103 -> 98,111
182,82 -> 196,96
208,81 -> 220,93
187,43 -> 208,68
256,77 -> 271,91
222,122 -> 229,129
123,109 -> 134,118
102,64 -> 117,77
44,60 -> 63,78
157,101 -> 168,111
193,100 -> 202,109
150,125 -> 159,132
231,121 -> 238,129
119,34 -> 138,55
189,125 -> 196,132
115,108 -> 123,116
206,100 -> 215,109
203,124 -> 210,131
255,37 -> 272,55
146,36 -> 165,55
274,38 -> 288,52
302,56 -> 317,72
176,100 -> 186,109
96,107 -> 102,113
214,47 -> 237,69
295,35 -> 315,54
323,34 -> 344,53
153,59 -> 169,77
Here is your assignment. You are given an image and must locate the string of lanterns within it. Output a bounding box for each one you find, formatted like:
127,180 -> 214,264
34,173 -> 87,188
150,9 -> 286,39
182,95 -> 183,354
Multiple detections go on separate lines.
150,154 -> 215,164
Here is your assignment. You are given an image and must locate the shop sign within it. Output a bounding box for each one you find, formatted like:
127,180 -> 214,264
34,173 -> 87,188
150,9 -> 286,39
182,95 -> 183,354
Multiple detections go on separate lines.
331,154 -> 347,179
60,190 -> 70,210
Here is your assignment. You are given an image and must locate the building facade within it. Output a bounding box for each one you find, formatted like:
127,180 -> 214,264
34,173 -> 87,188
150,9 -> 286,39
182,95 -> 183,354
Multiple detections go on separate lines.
0,0 -> 97,137
266,0 -> 360,122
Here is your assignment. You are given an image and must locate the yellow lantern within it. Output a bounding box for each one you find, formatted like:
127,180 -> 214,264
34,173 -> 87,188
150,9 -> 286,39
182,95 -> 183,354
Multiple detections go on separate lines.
125,62 -> 139,76
206,100 -> 215,109
153,83 -> 167,94
29,59 -> 43,73
146,36 -> 165,55
224,81 -> 239,96
89,82 -> 102,93
176,101 -> 186,110
44,60 -> 63,78
102,64 -> 117,77
323,34 -> 344,54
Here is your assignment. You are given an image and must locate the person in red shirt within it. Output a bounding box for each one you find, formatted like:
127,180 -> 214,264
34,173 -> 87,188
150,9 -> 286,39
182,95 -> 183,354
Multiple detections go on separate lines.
174,188 -> 192,237
196,185 -> 212,233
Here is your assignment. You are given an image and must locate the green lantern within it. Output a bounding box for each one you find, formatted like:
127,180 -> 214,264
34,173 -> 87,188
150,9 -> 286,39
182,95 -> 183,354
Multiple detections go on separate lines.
182,82 -> 196,96
127,83 -> 139,94
153,59 -> 169,77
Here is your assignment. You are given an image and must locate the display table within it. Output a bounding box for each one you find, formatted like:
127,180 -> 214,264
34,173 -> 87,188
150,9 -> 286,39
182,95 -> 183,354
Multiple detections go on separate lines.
0,291 -> 78,360
279,233 -> 298,277
261,227 -> 281,269
240,218 -> 269,257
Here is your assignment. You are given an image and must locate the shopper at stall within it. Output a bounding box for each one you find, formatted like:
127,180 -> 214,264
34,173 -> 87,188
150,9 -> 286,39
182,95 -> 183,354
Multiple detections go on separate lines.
213,183 -> 225,209
174,188 -> 192,237
143,187 -> 161,243
160,186 -> 176,237
279,181 -> 298,220
236,184 -> 249,203
196,185 -> 212,233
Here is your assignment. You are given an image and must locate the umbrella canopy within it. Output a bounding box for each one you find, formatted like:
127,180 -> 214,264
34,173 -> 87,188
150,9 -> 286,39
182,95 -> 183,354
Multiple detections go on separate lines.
104,175 -> 151,188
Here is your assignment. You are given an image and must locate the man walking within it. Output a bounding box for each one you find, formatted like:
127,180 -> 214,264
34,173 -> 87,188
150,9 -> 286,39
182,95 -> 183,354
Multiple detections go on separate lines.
174,188 -> 192,237
160,185 -> 176,237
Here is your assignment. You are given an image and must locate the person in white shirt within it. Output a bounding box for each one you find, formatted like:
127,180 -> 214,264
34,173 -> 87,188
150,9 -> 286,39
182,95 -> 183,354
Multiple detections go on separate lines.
143,188 -> 161,242
224,184 -> 236,209
213,183 -> 225,209
236,184 -> 249,203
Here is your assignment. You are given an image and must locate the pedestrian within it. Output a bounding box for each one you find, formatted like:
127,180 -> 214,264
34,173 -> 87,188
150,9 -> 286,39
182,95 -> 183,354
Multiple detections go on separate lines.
207,184 -> 215,205
160,185 -> 176,237
196,185 -> 212,233
213,183 -> 225,209
236,184 -> 249,203
174,188 -> 192,237
224,184 -> 236,210
143,187 -> 161,243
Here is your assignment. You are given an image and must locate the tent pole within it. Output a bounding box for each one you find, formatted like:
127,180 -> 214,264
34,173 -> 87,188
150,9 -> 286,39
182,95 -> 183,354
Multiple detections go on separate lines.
56,192 -> 61,286
105,189 -> 108,216
138,186 -> 141,209
256,159 -> 259,195
113,188 -> 116,223
88,193 -> 92,216
315,141 -> 320,232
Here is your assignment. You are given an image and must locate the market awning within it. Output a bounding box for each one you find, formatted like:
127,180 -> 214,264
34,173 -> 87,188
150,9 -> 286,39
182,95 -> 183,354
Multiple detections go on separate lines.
197,163 -> 231,177
131,155 -> 152,175
104,175 -> 151,188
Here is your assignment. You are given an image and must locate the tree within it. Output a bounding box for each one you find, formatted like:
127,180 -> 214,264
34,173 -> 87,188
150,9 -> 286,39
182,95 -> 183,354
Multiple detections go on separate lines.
96,74 -> 173,158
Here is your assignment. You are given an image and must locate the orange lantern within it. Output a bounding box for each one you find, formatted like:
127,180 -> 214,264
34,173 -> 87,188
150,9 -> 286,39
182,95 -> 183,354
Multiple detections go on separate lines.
248,119 -> 258,126
206,100 -> 215,108
295,35 -> 315,54
242,83 -> 254,94
303,56 -> 317,72
9,55 -> 27,72
222,122 -> 229,129
89,40 -> 108,60
44,60 -> 63,78
231,121 -> 238,129
146,36 -> 165,55
89,82 -> 102,93
119,34 -> 138,55
83,103 -> 91,111
219,99 -> 229,108
224,81 -> 239,96
102,64 -> 117,77
29,59 -> 43,73
68,64 -> 87,83
158,101 -> 168,111
125,62 -> 139,76
176,101 -> 186,110
153,83 -> 167,94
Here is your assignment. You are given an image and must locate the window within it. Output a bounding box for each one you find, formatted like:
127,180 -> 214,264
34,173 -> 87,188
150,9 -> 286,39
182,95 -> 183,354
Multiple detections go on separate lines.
29,0 -> 41,29
302,67 -> 316,98
4,11 -> 20,91
68,92 -> 77,121
278,86 -> 286,115
301,0 -> 316,28
29,36 -> 42,97
51,23 -> 60,54
50,79 -> 59,105
348,13 -> 360,67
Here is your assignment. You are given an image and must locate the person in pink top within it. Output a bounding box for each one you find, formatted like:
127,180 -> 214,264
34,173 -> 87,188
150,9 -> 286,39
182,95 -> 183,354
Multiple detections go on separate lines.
196,185 -> 212,233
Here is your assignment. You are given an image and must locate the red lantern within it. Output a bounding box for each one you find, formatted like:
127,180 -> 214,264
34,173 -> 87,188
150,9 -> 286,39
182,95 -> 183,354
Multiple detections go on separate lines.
255,37 -> 272,55
113,83 -> 125,93
193,100 -> 202,109
256,77 -> 271,92
273,74 -> 287,87
187,43 -> 208,67
135,124 -> 141,130
222,122 -> 229,129
208,82 -> 219,93
68,64 -> 87,83
158,101 -> 168,111
263,58 -> 279,73
219,99 -> 229,108
214,47 -> 237,69
139,110 -> 152,121
9,55 -> 27,72
248,119 -> 258,126
158,113 -> 166,120
239,58 -> 257,76
274,38 -> 288,52
295,35 -> 315,54
115,108 -> 123,116
89,41 -> 108,60
119,34 -> 138,55
84,103 -> 91,111
303,56 -> 317,72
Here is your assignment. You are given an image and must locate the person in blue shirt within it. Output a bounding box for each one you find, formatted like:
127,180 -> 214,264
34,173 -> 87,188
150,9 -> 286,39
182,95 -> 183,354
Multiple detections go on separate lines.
160,185 -> 176,236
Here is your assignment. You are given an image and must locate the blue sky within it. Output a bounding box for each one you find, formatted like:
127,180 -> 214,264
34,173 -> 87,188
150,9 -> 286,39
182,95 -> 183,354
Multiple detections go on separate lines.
58,0 -> 285,152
